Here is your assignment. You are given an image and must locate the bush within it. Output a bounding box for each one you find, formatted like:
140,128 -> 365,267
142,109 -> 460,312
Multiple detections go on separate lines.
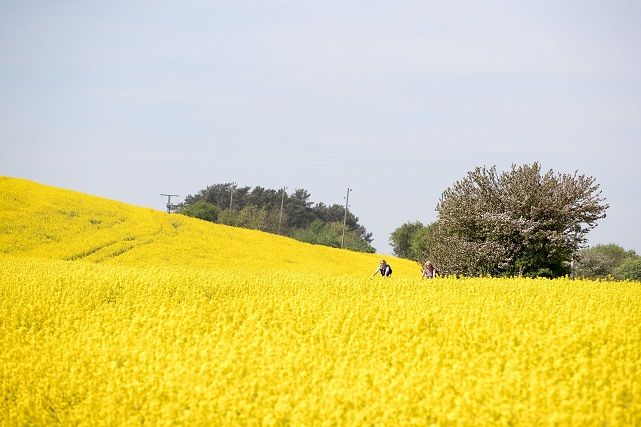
178,202 -> 220,222
614,257 -> 641,281
576,244 -> 638,279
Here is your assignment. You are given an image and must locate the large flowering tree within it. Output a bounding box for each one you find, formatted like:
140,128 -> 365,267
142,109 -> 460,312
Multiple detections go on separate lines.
425,163 -> 608,277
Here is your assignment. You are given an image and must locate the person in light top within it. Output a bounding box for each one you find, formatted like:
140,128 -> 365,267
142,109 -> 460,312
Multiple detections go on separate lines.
422,260 -> 438,279
373,259 -> 392,277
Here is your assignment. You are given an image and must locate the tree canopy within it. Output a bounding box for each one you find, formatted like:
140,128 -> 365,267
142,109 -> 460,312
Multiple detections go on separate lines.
389,221 -> 436,262
178,183 -> 375,253
575,243 -> 640,280
418,163 -> 608,277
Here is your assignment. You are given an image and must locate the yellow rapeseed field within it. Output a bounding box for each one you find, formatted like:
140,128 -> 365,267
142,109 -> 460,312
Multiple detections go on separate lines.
1,176 -> 640,425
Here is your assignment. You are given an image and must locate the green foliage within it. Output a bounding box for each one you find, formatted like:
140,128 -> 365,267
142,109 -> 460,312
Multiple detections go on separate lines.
575,250 -> 612,278
576,243 -> 639,280
614,257 -> 641,281
177,201 -> 220,222
292,220 -> 337,247
292,220 -> 375,253
217,209 -> 237,226
183,183 -> 375,253
409,225 -> 435,262
389,222 -> 437,261
389,222 -> 424,260
235,205 -> 268,230
424,163 -> 608,277
591,243 -> 636,263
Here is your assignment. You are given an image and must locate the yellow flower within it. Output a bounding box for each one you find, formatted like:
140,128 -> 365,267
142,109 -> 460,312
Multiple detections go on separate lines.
1,176 -> 640,425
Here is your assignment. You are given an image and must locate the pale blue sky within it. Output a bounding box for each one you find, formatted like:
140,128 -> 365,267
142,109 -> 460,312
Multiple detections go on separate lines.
2,1 -> 640,254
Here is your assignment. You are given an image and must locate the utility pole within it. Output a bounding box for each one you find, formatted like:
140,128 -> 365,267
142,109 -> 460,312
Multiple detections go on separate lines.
341,187 -> 351,249
278,186 -> 287,235
229,182 -> 236,210
160,194 -> 179,213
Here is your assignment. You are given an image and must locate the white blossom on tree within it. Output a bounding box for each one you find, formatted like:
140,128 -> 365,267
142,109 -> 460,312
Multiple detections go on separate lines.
425,163 -> 608,277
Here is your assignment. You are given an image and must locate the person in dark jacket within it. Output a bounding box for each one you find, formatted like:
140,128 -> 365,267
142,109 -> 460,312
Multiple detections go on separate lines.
373,259 -> 392,277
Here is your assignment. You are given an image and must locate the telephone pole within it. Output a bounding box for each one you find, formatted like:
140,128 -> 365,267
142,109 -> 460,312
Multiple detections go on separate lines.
341,187 -> 351,249
229,182 -> 236,210
160,194 -> 179,213
278,186 -> 287,235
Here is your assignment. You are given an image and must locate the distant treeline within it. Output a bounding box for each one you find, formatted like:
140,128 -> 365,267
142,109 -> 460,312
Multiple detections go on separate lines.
177,183 -> 375,253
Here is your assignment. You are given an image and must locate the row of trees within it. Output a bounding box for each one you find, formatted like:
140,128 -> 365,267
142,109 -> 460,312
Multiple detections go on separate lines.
390,163 -> 615,278
177,184 -> 375,253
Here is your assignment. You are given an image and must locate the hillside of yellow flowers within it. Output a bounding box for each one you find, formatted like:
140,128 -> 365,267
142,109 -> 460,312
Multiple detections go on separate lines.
0,177 -> 417,276
1,176 -> 640,425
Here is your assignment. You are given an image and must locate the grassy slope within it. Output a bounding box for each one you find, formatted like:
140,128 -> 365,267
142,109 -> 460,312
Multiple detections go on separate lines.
0,176 -> 418,277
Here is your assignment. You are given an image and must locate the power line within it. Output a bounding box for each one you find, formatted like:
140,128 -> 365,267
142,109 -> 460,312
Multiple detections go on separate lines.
160,194 -> 179,213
